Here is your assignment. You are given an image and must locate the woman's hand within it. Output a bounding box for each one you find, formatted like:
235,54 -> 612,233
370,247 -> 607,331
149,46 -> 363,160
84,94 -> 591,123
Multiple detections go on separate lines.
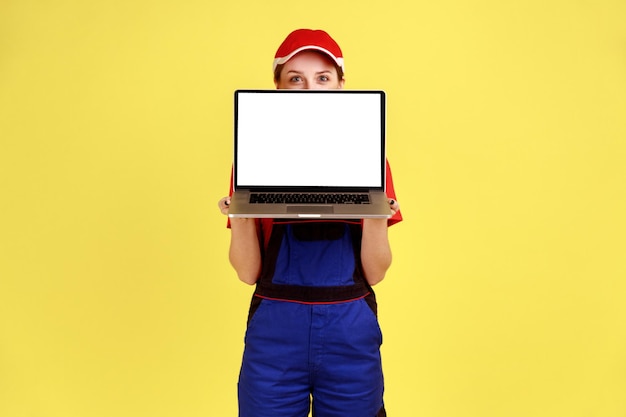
388,198 -> 400,216
218,196 -> 231,216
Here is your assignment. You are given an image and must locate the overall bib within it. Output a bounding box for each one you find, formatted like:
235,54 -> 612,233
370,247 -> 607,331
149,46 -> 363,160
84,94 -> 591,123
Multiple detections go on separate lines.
238,222 -> 387,417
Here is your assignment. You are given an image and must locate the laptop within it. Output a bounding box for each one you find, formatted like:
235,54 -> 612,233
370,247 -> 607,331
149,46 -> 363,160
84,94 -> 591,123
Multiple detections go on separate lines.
228,89 -> 391,219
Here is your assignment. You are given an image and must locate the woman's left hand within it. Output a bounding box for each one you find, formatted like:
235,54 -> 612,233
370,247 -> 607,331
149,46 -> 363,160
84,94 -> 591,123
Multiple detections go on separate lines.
388,198 -> 400,216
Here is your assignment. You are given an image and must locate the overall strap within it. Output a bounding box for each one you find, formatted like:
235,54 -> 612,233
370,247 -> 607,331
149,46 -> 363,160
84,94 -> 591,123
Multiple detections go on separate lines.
253,223 -> 371,304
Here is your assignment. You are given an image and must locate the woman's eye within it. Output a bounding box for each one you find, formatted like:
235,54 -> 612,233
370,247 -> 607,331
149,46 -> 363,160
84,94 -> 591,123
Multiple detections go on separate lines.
319,75 -> 329,82
290,76 -> 302,82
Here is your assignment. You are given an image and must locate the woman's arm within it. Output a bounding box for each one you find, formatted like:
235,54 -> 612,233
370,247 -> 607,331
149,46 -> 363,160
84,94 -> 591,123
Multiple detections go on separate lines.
360,199 -> 400,285
361,218 -> 392,285
229,218 -> 262,285
219,197 -> 261,285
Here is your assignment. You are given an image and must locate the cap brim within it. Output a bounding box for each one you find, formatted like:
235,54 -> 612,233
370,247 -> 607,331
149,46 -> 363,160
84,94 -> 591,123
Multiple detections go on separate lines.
273,46 -> 344,72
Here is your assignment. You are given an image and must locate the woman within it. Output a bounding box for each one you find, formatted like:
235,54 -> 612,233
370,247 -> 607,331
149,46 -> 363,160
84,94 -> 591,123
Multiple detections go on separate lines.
219,29 -> 402,417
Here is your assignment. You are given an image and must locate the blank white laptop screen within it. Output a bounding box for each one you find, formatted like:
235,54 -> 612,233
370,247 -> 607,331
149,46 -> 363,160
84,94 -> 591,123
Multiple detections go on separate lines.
235,90 -> 384,189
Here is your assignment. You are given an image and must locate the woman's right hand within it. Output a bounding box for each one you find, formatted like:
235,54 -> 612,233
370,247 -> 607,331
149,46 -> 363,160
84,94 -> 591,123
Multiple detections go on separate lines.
218,196 -> 231,216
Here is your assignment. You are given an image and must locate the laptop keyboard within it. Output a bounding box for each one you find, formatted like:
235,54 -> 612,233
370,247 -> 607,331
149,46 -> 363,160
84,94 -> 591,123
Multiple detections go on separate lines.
250,193 -> 371,204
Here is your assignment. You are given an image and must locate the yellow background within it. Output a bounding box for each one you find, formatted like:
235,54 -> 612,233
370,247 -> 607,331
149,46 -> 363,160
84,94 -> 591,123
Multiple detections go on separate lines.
1,1 -> 625,416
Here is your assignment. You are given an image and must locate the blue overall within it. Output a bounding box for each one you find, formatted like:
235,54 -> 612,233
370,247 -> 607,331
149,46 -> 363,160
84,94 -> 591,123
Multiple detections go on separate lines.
238,222 -> 387,417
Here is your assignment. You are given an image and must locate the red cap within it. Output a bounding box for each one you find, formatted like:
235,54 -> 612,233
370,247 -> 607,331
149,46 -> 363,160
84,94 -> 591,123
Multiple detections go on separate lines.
273,29 -> 344,73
